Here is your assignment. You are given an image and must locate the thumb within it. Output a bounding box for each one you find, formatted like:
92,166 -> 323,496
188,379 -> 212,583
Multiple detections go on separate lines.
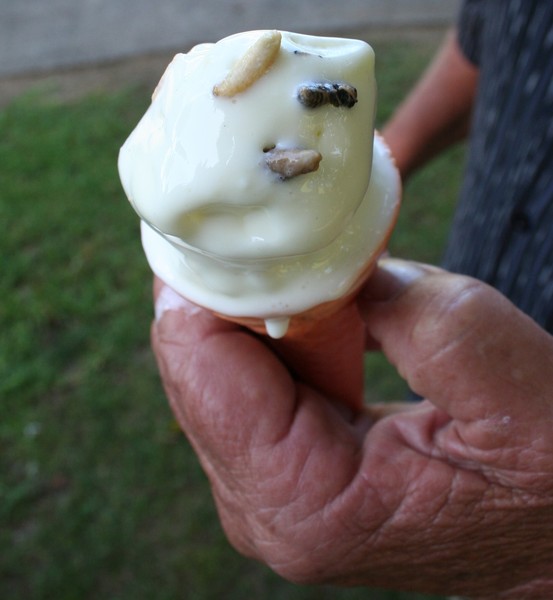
358,259 -> 553,427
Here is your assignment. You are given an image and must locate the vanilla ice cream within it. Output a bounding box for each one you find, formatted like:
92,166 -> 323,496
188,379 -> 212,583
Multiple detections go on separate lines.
118,30 -> 400,338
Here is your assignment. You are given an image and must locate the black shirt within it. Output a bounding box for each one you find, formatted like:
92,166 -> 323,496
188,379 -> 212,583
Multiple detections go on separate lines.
442,0 -> 553,332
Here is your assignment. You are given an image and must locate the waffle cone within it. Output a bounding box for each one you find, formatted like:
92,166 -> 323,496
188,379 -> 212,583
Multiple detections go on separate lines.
214,176 -> 400,411
197,131 -> 399,411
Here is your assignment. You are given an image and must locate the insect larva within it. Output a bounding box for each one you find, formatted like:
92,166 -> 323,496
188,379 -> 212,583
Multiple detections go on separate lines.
264,147 -> 322,179
213,30 -> 282,97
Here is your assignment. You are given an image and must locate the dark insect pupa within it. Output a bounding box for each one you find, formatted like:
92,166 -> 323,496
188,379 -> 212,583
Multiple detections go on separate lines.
297,82 -> 358,109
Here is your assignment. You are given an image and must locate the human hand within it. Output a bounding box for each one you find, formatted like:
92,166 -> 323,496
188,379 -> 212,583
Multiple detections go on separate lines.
151,259 -> 553,599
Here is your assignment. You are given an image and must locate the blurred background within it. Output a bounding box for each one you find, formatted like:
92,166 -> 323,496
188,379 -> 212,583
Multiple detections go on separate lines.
1,0 -> 458,76
2,1 -> 465,599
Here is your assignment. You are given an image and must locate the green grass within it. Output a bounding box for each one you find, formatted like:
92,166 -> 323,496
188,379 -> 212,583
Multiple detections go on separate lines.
1,34 -> 462,600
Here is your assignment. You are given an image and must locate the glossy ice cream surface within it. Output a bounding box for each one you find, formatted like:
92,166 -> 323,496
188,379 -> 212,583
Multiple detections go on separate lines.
118,30 -> 400,338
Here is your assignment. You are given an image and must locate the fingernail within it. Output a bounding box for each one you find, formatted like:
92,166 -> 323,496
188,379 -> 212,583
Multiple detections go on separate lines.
155,285 -> 202,322
361,258 -> 427,302
378,258 -> 426,285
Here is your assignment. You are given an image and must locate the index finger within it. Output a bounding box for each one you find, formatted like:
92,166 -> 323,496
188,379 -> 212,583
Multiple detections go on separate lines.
358,259 -> 553,425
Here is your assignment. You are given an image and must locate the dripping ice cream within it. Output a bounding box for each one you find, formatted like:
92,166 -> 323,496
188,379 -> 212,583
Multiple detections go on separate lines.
118,30 -> 400,339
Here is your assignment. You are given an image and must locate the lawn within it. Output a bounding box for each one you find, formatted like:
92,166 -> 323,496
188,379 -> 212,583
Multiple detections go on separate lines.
1,31 -> 464,600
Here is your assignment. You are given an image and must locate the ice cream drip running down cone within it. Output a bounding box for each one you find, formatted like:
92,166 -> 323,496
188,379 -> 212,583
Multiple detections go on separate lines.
118,30 -> 401,410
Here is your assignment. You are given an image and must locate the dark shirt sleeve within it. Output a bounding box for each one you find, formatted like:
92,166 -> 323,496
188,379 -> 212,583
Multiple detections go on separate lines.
443,0 -> 553,333
457,0 -> 484,66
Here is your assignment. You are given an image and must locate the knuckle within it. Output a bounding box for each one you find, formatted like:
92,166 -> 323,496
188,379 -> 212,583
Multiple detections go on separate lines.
407,276 -> 497,384
413,277 -> 493,359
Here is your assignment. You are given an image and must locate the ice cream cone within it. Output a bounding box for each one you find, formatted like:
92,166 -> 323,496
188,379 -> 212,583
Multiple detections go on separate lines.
214,157 -> 400,411
119,30 -> 402,410
216,282 -> 368,411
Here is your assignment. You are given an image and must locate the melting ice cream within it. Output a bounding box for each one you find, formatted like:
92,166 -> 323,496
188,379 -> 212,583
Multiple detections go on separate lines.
118,30 -> 400,337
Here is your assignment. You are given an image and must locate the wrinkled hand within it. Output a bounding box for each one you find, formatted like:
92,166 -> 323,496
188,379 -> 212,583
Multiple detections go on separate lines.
151,259 -> 553,599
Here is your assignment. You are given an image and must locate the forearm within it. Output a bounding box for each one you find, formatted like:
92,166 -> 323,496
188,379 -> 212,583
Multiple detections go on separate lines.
381,28 -> 479,181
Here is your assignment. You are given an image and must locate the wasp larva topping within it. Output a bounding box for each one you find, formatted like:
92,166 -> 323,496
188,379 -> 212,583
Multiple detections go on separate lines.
297,82 -> 358,109
264,148 -> 322,180
213,30 -> 282,97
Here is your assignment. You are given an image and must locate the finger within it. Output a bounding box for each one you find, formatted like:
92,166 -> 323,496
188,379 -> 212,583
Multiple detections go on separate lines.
359,259 -> 441,351
151,280 -> 295,458
358,259 -> 553,427
150,279 -> 374,549
360,258 -> 440,303
155,273 -> 365,412
151,279 -> 370,469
